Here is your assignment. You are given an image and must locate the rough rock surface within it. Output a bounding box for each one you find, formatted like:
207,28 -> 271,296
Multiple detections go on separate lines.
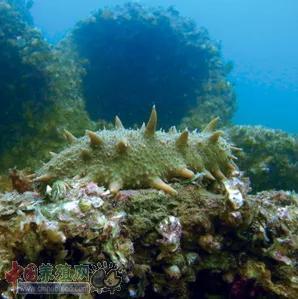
0,179 -> 297,298
226,125 -> 298,192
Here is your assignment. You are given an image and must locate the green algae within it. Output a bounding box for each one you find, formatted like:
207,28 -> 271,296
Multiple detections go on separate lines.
0,0 -> 94,172
226,125 -> 298,192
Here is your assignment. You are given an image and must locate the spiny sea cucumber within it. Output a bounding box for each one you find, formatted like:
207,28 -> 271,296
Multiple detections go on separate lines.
33,106 -> 239,195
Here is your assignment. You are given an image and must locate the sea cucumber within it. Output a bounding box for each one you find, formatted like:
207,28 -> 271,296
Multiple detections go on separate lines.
34,106 -> 238,195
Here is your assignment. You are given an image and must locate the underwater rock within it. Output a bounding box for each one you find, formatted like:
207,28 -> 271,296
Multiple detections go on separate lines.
6,0 -> 33,24
66,3 -> 236,128
0,117 -> 297,298
33,106 -> 238,195
0,0 -> 94,173
0,177 -> 297,298
0,175 -> 12,193
180,77 -> 236,131
226,125 -> 298,192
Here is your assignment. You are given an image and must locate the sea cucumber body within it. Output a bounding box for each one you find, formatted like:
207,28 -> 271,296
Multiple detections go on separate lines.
36,108 -> 237,195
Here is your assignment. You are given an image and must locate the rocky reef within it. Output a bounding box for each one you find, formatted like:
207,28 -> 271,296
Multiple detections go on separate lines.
6,0 -> 33,24
0,3 -> 297,297
180,62 -> 236,131
67,3 -> 236,128
0,0 -> 94,172
226,125 -> 298,193
0,108 -> 297,298
0,176 -> 297,298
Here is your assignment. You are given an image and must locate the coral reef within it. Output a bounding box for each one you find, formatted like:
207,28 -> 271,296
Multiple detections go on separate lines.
0,0 -> 94,172
33,106 -> 238,195
67,3 -> 236,128
226,125 -> 298,192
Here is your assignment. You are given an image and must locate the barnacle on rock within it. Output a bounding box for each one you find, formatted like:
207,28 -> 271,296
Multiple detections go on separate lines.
35,107 -> 237,195
1,176 -> 297,298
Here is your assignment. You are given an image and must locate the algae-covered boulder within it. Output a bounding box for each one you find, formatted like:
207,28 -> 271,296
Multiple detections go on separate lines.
0,178 -> 297,298
67,3 -> 236,128
180,73 -> 236,130
0,0 -> 93,172
6,0 -> 33,24
226,125 -> 298,192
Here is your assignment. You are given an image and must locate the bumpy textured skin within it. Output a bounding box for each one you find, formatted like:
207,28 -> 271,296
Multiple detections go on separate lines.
35,107 -> 237,195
